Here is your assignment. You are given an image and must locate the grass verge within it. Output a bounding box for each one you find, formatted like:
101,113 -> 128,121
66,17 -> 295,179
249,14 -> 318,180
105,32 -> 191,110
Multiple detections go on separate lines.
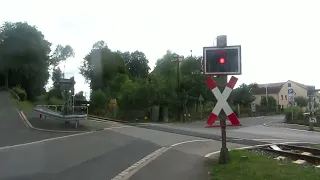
310,144 -> 320,149
210,150 -> 320,180
11,98 -> 35,111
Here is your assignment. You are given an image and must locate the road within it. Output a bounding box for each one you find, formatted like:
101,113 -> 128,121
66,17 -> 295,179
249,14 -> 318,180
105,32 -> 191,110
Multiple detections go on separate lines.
0,91 -> 82,147
138,115 -> 320,144
0,91 -> 244,180
1,90 -> 319,180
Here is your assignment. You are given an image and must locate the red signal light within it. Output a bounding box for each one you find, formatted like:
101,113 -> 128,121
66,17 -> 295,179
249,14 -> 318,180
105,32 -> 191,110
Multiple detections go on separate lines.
219,57 -> 225,64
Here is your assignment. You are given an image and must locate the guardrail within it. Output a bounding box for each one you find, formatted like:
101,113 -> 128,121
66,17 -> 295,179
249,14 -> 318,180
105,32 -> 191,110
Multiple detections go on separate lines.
35,104 -> 89,115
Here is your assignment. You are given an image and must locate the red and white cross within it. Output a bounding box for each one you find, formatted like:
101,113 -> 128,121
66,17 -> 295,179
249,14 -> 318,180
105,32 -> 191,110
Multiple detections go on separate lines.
205,76 -> 240,126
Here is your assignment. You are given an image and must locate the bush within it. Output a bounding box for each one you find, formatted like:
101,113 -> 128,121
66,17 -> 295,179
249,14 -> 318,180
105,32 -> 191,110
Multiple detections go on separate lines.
47,97 -> 64,105
12,86 -> 27,101
284,106 -> 303,123
47,97 -> 65,112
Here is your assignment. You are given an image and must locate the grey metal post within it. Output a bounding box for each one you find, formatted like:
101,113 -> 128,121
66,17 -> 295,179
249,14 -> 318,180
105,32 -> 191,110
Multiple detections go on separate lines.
216,35 -> 229,164
309,96 -> 315,131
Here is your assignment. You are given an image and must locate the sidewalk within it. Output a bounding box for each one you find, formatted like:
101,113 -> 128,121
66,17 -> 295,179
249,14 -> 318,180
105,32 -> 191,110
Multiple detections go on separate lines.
264,122 -> 320,132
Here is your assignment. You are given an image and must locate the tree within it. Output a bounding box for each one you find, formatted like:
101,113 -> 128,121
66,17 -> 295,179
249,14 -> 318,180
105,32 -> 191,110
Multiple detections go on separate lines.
0,22 -> 51,100
51,67 -> 63,88
180,56 -> 202,75
119,51 -> 150,79
75,91 -> 86,101
79,40 -> 127,91
295,96 -> 308,107
50,44 -> 75,69
230,83 -> 255,107
260,96 -> 277,108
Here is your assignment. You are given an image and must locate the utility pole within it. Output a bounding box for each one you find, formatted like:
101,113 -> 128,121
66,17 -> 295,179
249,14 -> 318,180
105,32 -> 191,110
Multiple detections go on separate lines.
265,86 -> 268,107
308,95 -> 315,131
216,35 -> 229,164
176,55 -> 183,121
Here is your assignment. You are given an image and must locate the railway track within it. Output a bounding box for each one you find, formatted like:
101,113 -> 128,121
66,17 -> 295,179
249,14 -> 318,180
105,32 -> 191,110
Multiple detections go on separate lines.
88,115 -> 128,123
260,144 -> 320,166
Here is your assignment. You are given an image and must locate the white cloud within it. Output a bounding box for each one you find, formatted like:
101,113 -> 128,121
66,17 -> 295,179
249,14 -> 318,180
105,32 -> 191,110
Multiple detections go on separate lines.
1,0 -> 319,98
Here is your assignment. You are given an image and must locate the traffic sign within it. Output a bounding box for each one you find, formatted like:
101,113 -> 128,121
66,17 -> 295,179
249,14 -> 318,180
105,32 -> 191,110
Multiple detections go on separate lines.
288,96 -> 294,103
309,117 -> 317,123
251,102 -> 256,112
288,89 -> 294,94
205,76 -> 240,126
198,94 -> 204,101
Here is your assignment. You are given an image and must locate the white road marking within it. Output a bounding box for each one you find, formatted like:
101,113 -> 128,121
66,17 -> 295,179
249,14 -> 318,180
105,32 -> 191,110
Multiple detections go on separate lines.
251,138 -> 287,141
170,139 -> 213,147
17,109 -> 29,127
263,122 -> 320,133
0,125 -> 134,151
111,147 -> 170,180
0,131 -> 92,151
204,141 -> 318,158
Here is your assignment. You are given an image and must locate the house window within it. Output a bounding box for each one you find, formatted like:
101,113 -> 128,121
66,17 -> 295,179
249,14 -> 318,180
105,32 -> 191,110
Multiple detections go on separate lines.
285,95 -> 287,100
288,83 -> 291,87
281,95 -> 283,100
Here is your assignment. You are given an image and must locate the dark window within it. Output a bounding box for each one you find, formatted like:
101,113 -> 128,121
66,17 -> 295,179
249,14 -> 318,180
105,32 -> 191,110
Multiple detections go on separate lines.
285,95 -> 287,100
288,83 -> 291,87
281,95 -> 283,100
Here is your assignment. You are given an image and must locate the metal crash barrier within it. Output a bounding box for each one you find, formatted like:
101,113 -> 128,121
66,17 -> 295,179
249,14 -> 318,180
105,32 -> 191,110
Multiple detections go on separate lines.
34,105 -> 88,129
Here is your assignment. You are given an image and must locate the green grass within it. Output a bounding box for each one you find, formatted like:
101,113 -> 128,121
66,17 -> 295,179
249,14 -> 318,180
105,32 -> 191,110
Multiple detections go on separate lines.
12,98 -> 35,111
310,144 -> 320,149
210,150 -> 320,180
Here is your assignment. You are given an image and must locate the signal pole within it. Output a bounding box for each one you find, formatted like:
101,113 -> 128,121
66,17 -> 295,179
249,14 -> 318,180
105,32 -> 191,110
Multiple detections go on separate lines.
216,35 -> 229,164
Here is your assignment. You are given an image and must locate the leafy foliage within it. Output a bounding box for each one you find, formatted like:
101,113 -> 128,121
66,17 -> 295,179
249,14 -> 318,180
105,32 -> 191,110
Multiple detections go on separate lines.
295,96 -> 308,107
260,96 -> 277,108
1,21 -> 268,122
0,21 -> 74,100
12,86 -> 27,101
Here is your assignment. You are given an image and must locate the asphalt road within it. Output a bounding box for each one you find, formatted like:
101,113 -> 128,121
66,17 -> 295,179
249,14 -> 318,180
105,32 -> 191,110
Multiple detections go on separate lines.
0,91 -> 79,147
136,115 -> 320,144
2,90 -> 318,180
0,124 -> 245,180
0,91 -> 245,180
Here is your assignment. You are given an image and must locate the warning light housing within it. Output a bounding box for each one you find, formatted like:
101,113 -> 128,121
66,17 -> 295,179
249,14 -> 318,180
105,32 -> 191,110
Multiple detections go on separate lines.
203,45 -> 241,75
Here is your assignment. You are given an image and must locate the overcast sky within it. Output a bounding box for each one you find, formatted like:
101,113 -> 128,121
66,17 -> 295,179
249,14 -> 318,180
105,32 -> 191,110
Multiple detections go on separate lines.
1,0 -> 319,98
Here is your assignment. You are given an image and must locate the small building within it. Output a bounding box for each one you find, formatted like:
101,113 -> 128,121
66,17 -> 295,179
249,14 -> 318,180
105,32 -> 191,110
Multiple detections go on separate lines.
251,80 -> 318,109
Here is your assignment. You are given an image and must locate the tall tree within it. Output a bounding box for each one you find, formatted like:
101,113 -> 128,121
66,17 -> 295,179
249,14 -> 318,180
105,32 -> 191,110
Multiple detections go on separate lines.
0,22 -> 51,100
75,91 -> 86,101
51,67 -> 63,88
119,51 -> 150,78
295,96 -> 308,107
79,40 -> 127,91
231,83 -> 256,107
